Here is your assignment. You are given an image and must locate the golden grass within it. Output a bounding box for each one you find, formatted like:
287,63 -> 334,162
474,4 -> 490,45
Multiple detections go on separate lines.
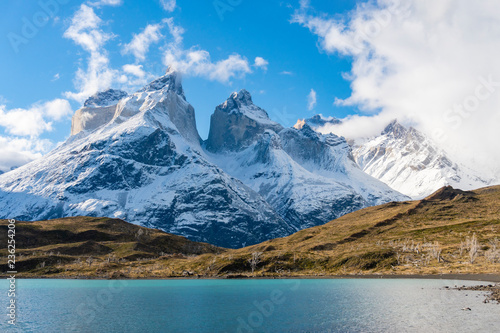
1,185 -> 499,278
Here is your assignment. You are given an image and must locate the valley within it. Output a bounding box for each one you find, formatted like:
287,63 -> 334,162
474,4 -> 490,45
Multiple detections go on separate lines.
2,185 -> 499,281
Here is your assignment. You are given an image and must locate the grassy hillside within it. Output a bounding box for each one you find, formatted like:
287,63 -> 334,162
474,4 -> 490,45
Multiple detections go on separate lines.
1,186 -> 500,278
223,185 -> 500,276
0,217 -> 223,278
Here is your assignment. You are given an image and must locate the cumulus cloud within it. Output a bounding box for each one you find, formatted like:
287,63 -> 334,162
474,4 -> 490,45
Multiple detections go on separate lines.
294,0 -> 500,175
0,100 -> 72,137
315,113 -> 397,141
63,4 -> 112,53
64,7 -> 266,102
164,49 -> 252,83
160,0 -> 176,12
122,64 -> 146,78
254,57 -> 269,71
122,21 -> 166,62
0,137 -> 52,173
42,99 -> 73,121
0,106 -> 51,137
120,64 -> 157,87
162,19 -> 264,83
63,4 -> 117,104
307,89 -> 317,110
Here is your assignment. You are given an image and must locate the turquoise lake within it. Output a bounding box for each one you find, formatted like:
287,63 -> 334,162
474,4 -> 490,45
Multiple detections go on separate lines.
0,279 -> 499,332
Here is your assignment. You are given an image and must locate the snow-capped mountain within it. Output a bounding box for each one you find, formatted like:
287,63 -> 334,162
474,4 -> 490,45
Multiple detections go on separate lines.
206,90 -> 283,152
0,69 -> 293,248
0,70 -> 406,248
71,89 -> 129,136
294,114 -> 341,131
83,89 -> 129,108
205,91 -> 407,230
352,120 -> 490,199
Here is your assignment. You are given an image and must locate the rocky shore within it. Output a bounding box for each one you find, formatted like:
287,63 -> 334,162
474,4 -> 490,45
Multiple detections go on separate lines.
451,284 -> 500,304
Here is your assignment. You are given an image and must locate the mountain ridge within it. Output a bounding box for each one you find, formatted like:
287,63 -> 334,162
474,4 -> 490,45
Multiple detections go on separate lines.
352,119 -> 491,198
0,70 -> 405,248
3,185 -> 499,279
204,92 -> 407,230
297,116 -> 492,199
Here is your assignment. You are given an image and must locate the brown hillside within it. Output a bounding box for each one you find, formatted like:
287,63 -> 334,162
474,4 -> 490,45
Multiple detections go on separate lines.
1,186 -> 499,278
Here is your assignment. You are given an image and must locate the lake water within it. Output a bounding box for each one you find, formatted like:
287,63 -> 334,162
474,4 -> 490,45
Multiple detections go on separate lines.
0,278 -> 498,332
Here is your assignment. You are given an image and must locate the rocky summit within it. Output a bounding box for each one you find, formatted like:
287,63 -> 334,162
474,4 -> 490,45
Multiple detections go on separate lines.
0,70 -> 406,248
352,120 -> 491,199
205,93 -> 407,231
298,116 -> 492,199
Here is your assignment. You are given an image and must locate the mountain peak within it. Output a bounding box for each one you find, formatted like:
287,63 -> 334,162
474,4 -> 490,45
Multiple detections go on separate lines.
309,114 -> 341,125
353,119 -> 490,199
139,67 -> 185,99
217,89 -> 275,125
382,119 -> 407,137
296,122 -> 316,136
165,66 -> 176,75
229,89 -> 253,105
294,114 -> 341,130
205,91 -> 283,152
73,89 -> 128,135
221,89 -> 256,113
83,89 -> 128,108
424,186 -> 476,201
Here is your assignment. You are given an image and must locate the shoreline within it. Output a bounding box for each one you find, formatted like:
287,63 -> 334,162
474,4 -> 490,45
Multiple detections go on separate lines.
3,273 -> 500,283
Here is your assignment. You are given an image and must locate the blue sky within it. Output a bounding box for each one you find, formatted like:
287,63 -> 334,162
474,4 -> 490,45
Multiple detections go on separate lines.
2,0 -> 500,176
0,0 -> 358,154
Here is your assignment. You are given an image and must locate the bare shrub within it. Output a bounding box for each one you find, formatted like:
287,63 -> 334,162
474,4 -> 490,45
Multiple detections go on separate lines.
86,256 -> 94,268
248,252 -> 263,273
468,234 -> 479,264
430,242 -> 442,262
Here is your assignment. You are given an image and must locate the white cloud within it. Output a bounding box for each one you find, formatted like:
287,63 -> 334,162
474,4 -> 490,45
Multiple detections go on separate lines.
0,99 -> 72,170
63,7 -> 266,103
294,0 -> 500,175
280,71 -> 293,76
63,4 -> 112,53
64,5 -> 163,100
43,99 -> 73,121
123,64 -> 146,78
90,0 -> 123,7
0,137 -> 52,173
316,113 -> 397,141
307,89 -> 317,110
165,49 -> 252,83
122,21 -> 166,62
52,73 -> 60,81
254,57 -> 269,71
164,18 -> 184,45
0,105 -> 51,137
63,4 -> 117,104
162,19 -> 262,83
160,0 -> 176,12
0,99 -> 72,137
120,64 -> 156,87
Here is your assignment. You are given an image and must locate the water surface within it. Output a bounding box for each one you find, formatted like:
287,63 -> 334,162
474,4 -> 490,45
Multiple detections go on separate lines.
0,278 -> 498,332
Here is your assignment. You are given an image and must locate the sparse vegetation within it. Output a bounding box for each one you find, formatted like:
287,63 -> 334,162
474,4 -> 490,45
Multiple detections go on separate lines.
1,185 -> 500,279
248,252 -> 263,274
